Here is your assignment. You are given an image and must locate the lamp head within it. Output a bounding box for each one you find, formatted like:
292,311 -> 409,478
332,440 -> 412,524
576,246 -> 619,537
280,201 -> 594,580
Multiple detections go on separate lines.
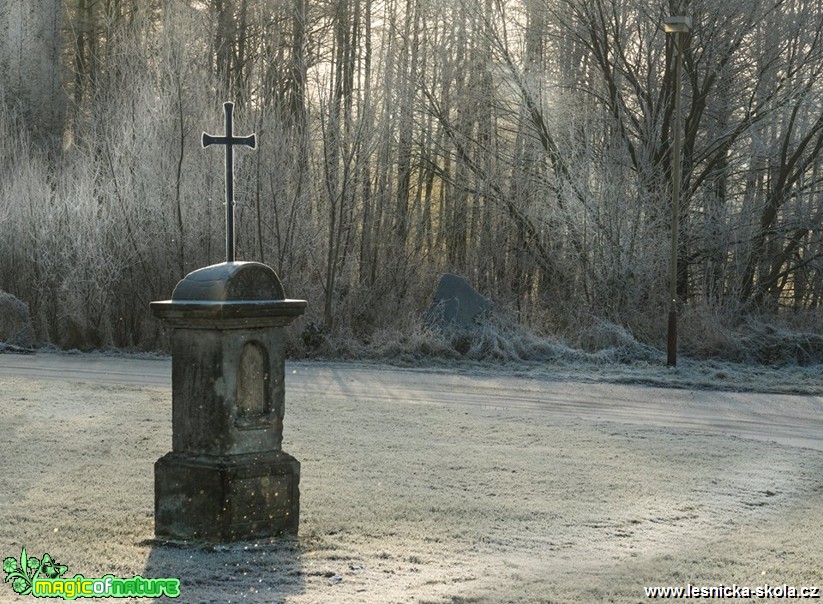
664,16 -> 692,33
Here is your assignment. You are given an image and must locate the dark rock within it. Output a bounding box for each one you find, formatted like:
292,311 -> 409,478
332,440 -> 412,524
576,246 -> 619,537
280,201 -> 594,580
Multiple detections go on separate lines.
0,290 -> 35,347
425,273 -> 493,328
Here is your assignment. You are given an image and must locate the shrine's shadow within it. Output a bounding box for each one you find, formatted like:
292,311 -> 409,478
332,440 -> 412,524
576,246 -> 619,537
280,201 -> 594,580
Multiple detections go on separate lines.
142,536 -> 305,602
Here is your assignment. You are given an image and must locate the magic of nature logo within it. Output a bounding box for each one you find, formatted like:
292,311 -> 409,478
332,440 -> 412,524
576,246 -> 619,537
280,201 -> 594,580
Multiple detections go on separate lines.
3,548 -> 180,599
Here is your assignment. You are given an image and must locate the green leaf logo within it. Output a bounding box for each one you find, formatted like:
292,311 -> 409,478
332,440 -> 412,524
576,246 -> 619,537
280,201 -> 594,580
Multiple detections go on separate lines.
42,554 -> 68,579
3,548 -> 68,596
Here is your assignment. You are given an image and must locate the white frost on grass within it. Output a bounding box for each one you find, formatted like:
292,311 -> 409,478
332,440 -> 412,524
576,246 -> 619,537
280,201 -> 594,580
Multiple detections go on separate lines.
1,357 -> 823,602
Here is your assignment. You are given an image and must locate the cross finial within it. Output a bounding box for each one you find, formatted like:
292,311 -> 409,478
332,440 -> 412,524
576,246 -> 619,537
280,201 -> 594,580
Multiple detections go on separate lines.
202,102 -> 256,263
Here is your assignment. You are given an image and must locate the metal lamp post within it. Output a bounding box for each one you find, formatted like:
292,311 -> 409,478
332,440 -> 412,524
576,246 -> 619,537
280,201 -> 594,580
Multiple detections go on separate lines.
663,16 -> 691,367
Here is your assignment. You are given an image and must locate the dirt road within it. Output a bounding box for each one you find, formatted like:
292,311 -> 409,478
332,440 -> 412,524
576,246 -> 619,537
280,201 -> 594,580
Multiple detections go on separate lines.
2,352 -> 822,450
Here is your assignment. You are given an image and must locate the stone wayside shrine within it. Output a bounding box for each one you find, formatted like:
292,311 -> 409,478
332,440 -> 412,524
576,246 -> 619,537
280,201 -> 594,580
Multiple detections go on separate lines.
150,102 -> 307,542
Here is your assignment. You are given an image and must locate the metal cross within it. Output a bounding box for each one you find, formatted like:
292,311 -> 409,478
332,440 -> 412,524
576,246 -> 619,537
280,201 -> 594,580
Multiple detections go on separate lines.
202,101 -> 256,263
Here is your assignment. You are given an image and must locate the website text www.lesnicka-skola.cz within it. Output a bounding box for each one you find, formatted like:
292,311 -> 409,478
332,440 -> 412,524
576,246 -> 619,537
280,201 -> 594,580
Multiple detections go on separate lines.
644,583 -> 820,599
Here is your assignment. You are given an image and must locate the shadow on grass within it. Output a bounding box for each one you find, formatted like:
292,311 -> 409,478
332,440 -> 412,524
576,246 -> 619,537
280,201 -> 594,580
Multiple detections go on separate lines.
142,536 -> 304,602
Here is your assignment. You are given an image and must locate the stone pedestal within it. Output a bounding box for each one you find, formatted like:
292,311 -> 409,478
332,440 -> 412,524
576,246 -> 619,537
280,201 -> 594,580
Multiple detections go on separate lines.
151,261 -> 306,542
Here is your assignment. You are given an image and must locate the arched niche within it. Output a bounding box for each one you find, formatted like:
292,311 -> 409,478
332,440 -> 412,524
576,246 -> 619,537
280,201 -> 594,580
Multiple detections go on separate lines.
237,341 -> 270,420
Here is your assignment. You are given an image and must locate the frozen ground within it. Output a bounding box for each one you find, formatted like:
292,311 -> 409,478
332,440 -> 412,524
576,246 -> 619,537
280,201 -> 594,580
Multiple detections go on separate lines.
1,352 -> 823,603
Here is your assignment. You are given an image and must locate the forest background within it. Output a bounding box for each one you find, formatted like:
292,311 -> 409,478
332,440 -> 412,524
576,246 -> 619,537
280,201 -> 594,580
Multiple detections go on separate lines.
1,0 -> 823,363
